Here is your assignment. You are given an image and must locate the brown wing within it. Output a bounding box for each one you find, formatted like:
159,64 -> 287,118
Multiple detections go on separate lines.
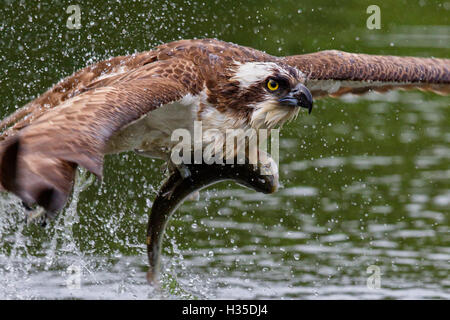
0,50 -> 159,140
0,58 -> 203,212
282,50 -> 450,97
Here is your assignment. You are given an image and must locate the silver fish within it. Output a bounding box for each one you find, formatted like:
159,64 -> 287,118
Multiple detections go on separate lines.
146,156 -> 279,284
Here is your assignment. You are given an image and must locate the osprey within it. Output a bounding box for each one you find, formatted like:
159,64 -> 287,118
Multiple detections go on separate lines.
0,39 -> 448,216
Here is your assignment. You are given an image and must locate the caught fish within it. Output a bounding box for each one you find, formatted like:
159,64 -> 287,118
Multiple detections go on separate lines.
146,156 -> 279,284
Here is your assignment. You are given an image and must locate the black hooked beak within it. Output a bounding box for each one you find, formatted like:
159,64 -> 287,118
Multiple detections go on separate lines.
278,83 -> 314,114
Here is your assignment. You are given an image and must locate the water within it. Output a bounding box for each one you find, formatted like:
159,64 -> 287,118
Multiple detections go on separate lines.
0,0 -> 449,299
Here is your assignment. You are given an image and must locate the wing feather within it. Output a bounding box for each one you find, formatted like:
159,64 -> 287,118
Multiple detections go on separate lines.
0,51 -> 159,138
0,58 -> 203,212
282,50 -> 450,97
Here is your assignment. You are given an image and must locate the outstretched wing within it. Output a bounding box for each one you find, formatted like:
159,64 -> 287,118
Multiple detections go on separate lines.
282,50 -> 450,97
0,58 -> 203,212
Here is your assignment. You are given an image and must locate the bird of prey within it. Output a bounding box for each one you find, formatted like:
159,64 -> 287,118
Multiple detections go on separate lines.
0,38 -> 448,218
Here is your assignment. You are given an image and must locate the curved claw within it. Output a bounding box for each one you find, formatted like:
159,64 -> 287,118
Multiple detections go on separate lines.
146,155 -> 279,284
25,206 -> 48,227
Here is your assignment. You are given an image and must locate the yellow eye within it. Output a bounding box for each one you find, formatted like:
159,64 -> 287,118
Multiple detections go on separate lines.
267,79 -> 279,91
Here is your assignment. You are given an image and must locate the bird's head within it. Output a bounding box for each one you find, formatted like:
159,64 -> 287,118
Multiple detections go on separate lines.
223,61 -> 313,130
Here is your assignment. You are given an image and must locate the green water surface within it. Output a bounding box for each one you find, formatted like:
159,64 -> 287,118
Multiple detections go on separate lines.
0,0 -> 448,299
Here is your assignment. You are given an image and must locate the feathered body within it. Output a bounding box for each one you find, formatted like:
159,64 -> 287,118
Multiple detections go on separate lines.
0,39 -> 448,213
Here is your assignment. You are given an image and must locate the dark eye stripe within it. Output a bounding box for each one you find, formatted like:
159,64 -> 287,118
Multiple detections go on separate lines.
274,76 -> 290,88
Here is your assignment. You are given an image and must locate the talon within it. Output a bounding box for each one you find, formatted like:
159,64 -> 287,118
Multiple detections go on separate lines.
25,207 -> 47,226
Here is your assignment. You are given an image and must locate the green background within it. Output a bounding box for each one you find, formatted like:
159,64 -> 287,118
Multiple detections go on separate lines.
0,0 -> 448,298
